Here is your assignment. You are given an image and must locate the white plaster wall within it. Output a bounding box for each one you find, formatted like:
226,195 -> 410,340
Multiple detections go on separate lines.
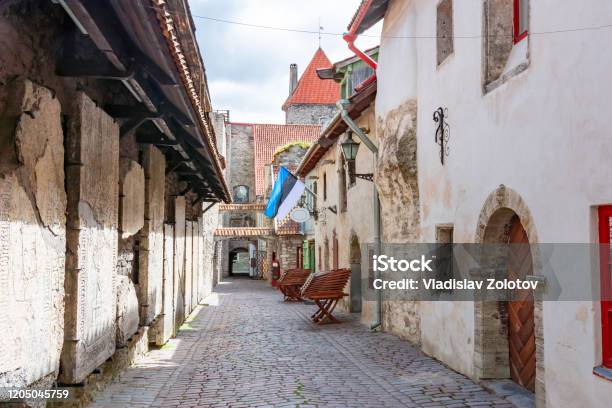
376,0 -> 612,404
312,109 -> 377,318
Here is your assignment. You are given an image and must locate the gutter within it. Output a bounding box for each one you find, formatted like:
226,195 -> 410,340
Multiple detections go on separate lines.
336,99 -> 382,331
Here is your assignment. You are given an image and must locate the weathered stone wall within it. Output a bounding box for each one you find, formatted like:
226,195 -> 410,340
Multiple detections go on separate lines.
278,236 -> 303,271
227,124 -> 255,202
61,91 -> 119,384
0,79 -> 66,389
376,99 -> 421,345
138,145 -> 165,325
285,103 -> 336,126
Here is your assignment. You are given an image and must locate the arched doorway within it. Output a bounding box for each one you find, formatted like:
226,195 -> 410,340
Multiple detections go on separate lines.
473,185 -> 544,404
229,247 -> 249,276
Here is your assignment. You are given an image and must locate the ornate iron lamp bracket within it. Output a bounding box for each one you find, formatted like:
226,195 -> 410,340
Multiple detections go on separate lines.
433,107 -> 450,165
354,173 -> 374,182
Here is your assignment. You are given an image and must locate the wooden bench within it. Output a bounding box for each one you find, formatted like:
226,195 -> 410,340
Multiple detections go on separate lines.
301,268 -> 351,324
277,269 -> 312,301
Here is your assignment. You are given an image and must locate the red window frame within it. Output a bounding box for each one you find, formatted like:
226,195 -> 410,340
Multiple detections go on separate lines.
598,206 -> 612,368
513,0 -> 529,44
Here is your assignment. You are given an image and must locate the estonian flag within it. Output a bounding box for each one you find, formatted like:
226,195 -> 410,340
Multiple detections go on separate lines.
264,166 -> 305,219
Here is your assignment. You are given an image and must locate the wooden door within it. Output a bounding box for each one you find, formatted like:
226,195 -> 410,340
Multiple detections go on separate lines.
507,216 -> 536,391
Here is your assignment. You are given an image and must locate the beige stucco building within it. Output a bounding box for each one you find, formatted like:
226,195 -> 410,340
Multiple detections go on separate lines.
342,0 -> 612,406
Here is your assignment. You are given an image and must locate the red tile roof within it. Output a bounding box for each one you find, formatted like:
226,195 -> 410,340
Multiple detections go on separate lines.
253,124 -> 320,196
282,48 -> 340,110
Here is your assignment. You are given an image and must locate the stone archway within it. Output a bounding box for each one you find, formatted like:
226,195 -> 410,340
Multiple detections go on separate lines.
473,185 -> 545,407
349,233 -> 362,313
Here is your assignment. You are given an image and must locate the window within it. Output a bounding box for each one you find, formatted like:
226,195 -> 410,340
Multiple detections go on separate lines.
233,185 -> 249,203
482,0 -> 528,88
338,156 -> 347,212
598,206 -> 612,368
435,224 -> 454,292
436,0 -> 453,66
514,0 -> 529,43
323,172 -> 327,201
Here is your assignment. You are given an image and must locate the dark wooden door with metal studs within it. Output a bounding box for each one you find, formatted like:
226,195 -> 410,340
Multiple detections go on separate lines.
507,216 -> 536,392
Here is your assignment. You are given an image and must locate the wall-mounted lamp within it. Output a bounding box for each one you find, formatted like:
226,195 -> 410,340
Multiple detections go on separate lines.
433,107 -> 450,165
340,131 -> 374,182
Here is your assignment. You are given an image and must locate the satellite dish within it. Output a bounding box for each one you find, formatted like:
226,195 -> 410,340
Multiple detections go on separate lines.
290,207 -> 310,223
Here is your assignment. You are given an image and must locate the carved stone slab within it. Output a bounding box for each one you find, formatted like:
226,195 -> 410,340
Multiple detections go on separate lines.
116,275 -> 139,347
184,220 -> 194,317
60,92 -> 119,384
173,196 -> 186,331
119,159 -> 144,239
152,223 -> 175,345
0,80 -> 66,387
192,221 -> 200,307
138,146 -> 165,325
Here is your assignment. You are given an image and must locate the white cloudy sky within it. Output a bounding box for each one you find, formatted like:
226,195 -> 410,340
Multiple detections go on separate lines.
190,0 -> 381,124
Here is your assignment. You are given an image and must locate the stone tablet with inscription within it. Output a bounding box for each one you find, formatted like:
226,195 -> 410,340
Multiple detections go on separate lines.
0,80 -> 66,388
60,92 -> 119,384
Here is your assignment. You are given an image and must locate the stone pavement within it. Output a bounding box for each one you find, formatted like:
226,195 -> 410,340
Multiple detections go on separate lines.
89,278 -> 514,408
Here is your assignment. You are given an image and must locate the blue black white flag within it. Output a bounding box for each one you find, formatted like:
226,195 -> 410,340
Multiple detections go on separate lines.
264,166 -> 305,219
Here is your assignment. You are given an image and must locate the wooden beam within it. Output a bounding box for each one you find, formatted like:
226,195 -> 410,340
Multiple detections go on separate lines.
165,118 -> 204,149
56,59 -> 134,80
135,134 -> 179,146
64,0 -> 176,85
120,113 -> 160,138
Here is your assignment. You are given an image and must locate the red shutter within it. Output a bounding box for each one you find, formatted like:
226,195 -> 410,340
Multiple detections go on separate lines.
598,206 -> 612,368
513,0 -> 528,43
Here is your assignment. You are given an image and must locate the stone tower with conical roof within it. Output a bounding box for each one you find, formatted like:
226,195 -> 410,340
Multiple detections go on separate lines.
282,48 -> 340,126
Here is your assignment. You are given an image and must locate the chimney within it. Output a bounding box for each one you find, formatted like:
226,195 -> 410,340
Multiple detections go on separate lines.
289,63 -> 298,96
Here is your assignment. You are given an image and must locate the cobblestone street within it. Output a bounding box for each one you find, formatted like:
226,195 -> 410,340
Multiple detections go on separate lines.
90,279 -> 513,408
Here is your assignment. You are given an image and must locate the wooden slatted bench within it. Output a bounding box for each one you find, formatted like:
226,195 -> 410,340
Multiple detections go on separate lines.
277,268 -> 312,301
301,268 -> 351,324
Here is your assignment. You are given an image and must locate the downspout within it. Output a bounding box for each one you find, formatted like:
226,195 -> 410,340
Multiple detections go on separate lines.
342,0 -> 382,330
343,0 -> 378,71
336,99 -> 382,331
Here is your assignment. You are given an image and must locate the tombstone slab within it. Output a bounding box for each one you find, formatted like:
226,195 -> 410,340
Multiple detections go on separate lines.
119,159 -> 145,239
138,146 -> 165,325
0,80 -> 66,388
116,275 -> 139,347
60,92 -> 119,384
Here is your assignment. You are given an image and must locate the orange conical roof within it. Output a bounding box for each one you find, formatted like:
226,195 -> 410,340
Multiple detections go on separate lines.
282,48 -> 340,110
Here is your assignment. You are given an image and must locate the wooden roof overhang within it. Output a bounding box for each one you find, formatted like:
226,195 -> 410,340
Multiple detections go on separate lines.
54,0 -> 230,203
213,227 -> 275,239
219,203 -> 267,212
296,79 -> 377,177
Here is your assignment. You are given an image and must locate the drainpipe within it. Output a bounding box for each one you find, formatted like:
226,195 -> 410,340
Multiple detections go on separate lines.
336,99 -> 382,331
343,0 -> 378,70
